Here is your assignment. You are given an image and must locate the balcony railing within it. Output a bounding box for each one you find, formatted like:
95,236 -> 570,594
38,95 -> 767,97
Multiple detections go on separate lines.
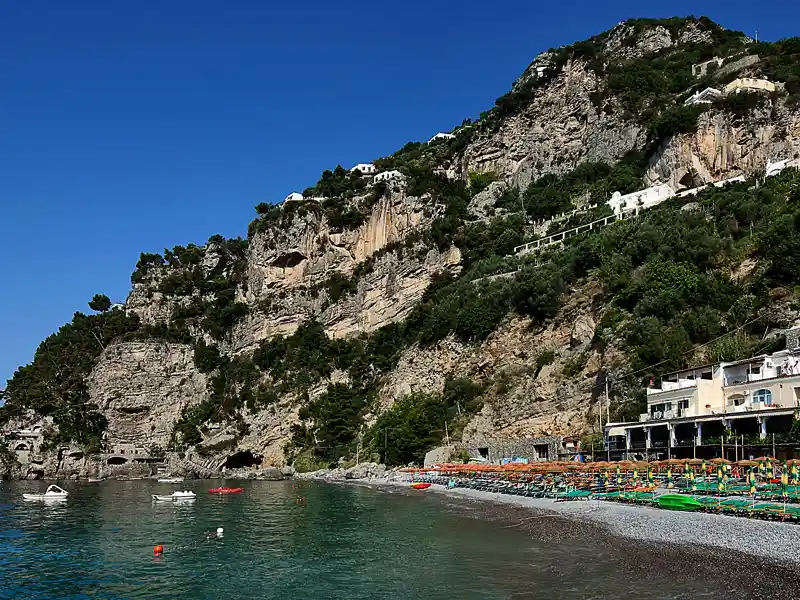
640,410 -> 677,422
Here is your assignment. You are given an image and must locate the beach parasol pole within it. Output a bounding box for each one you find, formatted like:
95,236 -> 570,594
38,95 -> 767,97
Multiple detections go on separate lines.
782,462 -> 789,516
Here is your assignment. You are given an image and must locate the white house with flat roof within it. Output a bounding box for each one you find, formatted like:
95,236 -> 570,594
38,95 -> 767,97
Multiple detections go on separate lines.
374,170 -> 405,184
724,78 -> 776,95
684,87 -> 723,105
350,163 -> 376,175
428,132 -> 455,143
766,158 -> 800,178
608,183 -> 675,215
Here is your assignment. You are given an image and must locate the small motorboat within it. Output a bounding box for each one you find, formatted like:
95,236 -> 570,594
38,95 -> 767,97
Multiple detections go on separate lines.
152,491 -> 196,502
157,476 -> 184,484
23,484 -> 69,501
87,477 -> 105,483
410,482 -> 431,490
208,487 -> 244,495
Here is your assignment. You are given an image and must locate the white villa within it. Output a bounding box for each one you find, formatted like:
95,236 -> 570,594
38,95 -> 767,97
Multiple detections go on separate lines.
766,158 -> 800,178
283,192 -> 304,203
684,87 -> 723,105
373,170 -> 406,183
606,325 -> 800,458
607,183 -> 675,215
350,163 -> 376,175
428,132 -> 455,143
724,78 -> 776,95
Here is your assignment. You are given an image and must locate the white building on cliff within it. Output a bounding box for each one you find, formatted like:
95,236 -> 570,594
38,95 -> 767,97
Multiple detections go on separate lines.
350,163 -> 376,175
607,183 -> 675,215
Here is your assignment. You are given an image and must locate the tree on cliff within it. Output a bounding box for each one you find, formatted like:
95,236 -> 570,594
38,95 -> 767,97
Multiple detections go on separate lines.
88,294 -> 111,313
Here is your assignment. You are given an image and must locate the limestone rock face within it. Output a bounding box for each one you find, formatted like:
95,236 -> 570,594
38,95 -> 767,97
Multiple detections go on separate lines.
227,192 -> 458,351
462,60 -> 645,191
468,180 -> 508,218
88,342 -> 208,449
379,281 -> 606,442
647,102 -> 800,189
246,193 -> 429,299
322,245 -> 461,339
125,288 -> 175,326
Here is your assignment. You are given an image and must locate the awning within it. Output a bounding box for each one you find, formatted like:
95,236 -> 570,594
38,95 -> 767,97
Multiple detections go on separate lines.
607,427 -> 627,437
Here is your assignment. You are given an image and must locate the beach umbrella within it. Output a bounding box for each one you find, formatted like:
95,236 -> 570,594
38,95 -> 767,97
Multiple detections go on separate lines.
666,467 -> 673,489
749,468 -> 757,496
716,466 -> 725,494
647,466 -> 654,486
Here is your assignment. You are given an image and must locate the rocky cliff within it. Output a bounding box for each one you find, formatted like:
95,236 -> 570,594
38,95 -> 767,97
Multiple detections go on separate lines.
3,16 -> 800,478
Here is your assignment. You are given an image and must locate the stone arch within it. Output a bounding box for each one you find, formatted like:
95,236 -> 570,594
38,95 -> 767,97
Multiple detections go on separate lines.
68,451 -> 84,459
106,456 -> 128,466
15,443 -> 30,452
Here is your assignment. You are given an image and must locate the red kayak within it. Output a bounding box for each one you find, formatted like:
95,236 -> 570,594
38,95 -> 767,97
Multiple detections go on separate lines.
208,487 -> 244,495
410,482 -> 431,490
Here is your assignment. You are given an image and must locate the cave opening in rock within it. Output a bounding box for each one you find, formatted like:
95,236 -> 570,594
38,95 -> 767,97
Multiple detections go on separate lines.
15,443 -> 29,451
224,451 -> 262,469
678,171 -> 701,189
69,451 -> 84,459
107,456 -> 129,466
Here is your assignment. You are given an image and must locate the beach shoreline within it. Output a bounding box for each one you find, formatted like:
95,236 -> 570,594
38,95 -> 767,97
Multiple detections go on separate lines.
316,472 -> 800,566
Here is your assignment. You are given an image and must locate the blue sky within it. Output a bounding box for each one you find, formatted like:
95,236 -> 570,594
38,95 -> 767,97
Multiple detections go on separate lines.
1,1 -> 798,387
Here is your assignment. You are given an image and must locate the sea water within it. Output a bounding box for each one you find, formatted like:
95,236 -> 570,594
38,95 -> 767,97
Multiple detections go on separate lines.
0,480 -> 758,599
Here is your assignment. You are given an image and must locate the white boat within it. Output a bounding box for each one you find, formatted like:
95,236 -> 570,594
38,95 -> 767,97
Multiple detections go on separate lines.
152,491 -> 196,502
87,477 -> 105,483
157,476 -> 184,483
23,484 -> 69,501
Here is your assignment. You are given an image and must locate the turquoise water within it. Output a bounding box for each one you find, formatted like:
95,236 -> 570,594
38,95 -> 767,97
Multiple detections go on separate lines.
0,480 -> 766,599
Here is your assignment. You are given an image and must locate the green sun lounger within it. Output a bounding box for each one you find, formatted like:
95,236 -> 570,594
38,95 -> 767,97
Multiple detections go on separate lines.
657,494 -> 702,511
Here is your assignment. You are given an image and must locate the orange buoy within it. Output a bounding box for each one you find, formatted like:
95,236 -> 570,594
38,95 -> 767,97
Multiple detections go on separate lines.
153,545 -> 164,555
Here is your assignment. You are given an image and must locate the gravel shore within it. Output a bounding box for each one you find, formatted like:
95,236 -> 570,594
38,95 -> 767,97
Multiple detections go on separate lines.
347,475 -> 800,564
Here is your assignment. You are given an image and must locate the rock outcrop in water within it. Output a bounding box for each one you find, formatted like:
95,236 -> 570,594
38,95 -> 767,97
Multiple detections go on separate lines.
3,16 -> 800,479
